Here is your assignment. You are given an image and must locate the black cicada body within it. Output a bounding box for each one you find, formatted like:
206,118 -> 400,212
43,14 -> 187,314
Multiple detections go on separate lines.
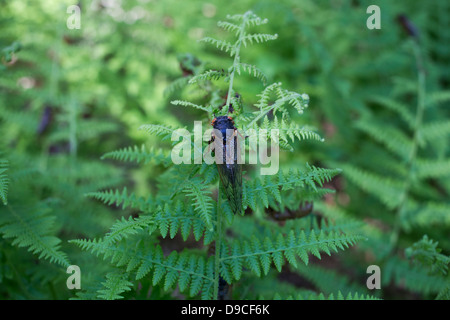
211,115 -> 242,215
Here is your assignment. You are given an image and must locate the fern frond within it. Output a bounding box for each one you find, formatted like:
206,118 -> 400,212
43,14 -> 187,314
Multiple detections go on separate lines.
102,215 -> 155,245
436,285 -> 450,300
46,120 -> 118,144
235,63 -> 267,85
427,90 -> 450,106
188,69 -> 229,84
164,76 -> 190,97
68,238 -> 106,255
406,235 -> 449,275
183,178 -> 214,230
0,41 -> 21,63
384,256 -> 448,295
77,120 -> 119,141
217,21 -> 241,36
200,37 -> 235,55
97,272 -> 133,300
254,82 -> 281,111
275,291 -> 380,300
157,202 -> 213,243
80,201 -> 212,247
416,158 -> 450,179
133,247 -> 214,298
294,264 -> 368,296
404,201 -> 450,227
247,83 -> 310,129
240,33 -> 278,47
0,204 -> 69,267
244,16 -> 269,27
258,116 -> 323,151
70,239 -> 215,299
0,158 -> 9,205
420,120 -> 450,141
138,124 -> 187,142
341,164 -> 405,209
370,96 -> 415,128
221,229 -> 365,279
86,187 -> 153,212
101,145 -> 172,167
226,12 -> 269,27
243,165 -> 341,211
171,100 -> 211,113
355,119 -> 413,160
0,105 -> 39,134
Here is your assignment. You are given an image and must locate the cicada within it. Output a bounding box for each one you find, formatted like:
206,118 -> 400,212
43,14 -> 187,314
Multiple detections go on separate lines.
210,115 -> 243,215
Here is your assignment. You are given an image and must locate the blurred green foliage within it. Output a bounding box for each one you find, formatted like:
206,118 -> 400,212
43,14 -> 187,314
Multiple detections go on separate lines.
0,0 -> 448,299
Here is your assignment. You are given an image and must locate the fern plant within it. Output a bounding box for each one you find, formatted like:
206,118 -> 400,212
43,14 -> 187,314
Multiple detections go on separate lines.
71,11 -> 371,300
0,155 -> 8,206
0,2 -> 135,299
315,15 -> 450,299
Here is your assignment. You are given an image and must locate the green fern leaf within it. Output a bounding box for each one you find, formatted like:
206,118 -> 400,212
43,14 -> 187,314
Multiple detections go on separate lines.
200,37 -> 235,55
183,178 -> 214,230
241,33 -> 278,47
0,158 -> 9,205
221,229 -> 365,278
0,204 -> 70,267
86,187 -> 153,212
97,272 -> 133,300
188,69 -> 229,84
171,100 -> 211,113
101,145 -> 172,167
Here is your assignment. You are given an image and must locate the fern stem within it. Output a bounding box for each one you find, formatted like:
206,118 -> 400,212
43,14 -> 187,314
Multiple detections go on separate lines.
390,39 -> 426,248
40,26 -> 63,172
69,98 -> 78,160
224,12 -> 250,109
213,186 -> 222,300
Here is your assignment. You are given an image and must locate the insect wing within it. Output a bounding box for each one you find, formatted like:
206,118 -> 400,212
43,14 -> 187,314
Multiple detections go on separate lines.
216,131 -> 242,215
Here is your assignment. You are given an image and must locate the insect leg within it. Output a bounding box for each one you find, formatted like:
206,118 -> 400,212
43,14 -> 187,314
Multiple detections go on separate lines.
206,131 -> 216,154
